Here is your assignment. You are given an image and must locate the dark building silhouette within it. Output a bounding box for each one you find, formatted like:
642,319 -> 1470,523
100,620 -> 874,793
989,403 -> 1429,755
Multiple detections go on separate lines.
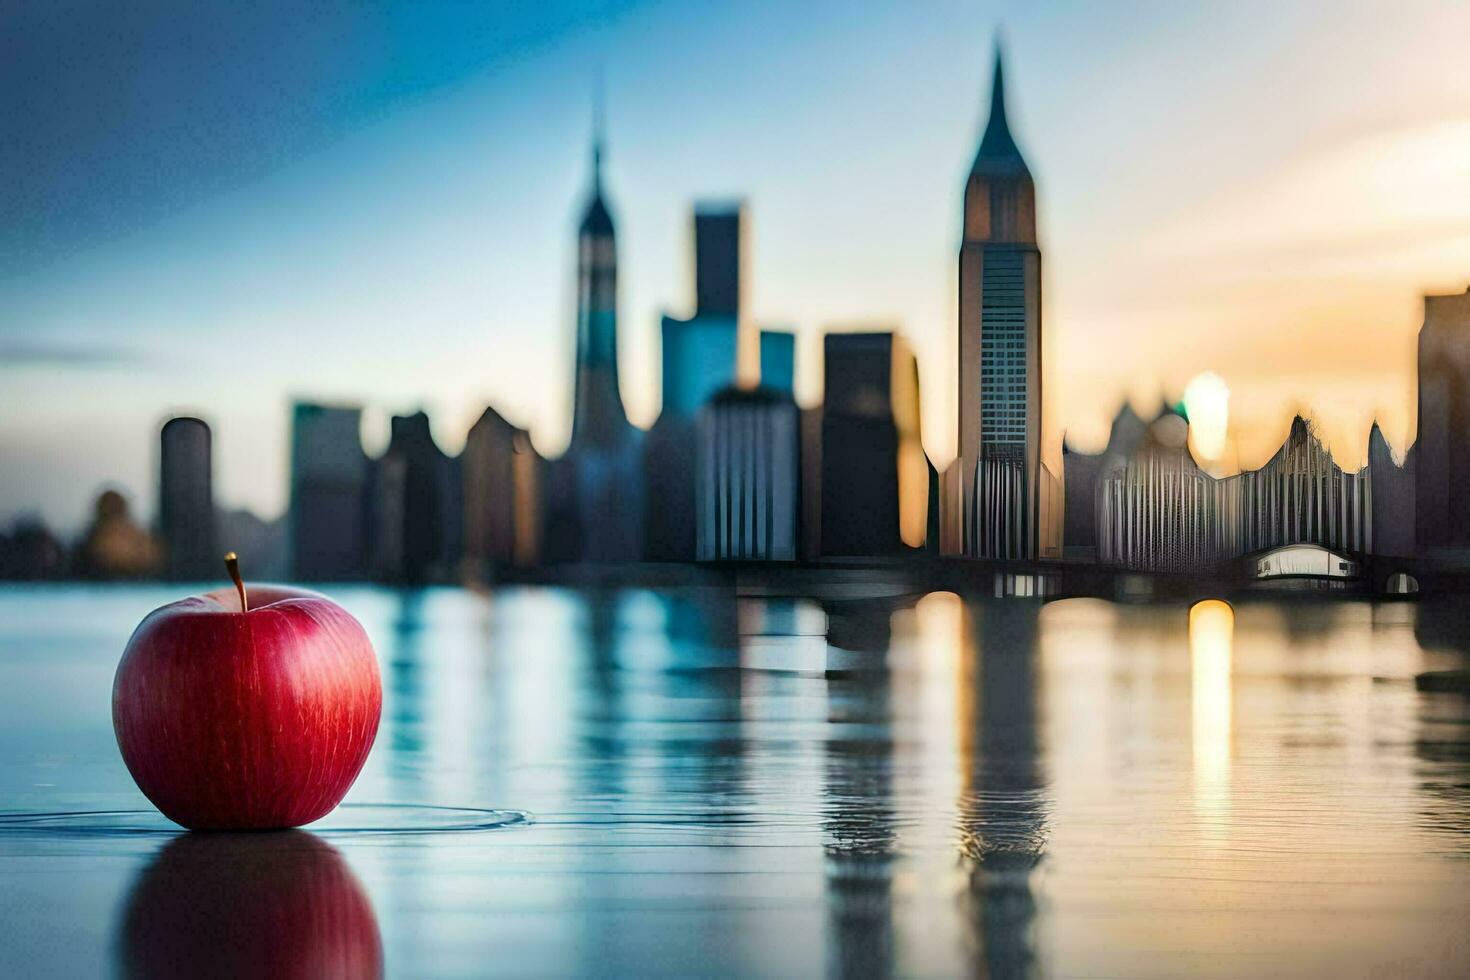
695,386 -> 800,561
952,44 -> 1056,560
645,202 -> 745,560
462,406 -> 542,573
1060,444 -> 1101,563
642,419 -> 697,561
289,402 -> 370,580
373,411 -> 457,583
1369,422 -> 1415,559
218,508 -> 286,581
158,416 -> 217,580
0,517 -> 65,579
76,489 -> 159,578
1061,405 -> 1148,562
694,203 -> 742,317
1416,285 -> 1470,557
800,406 -> 824,561
819,332 -> 928,555
545,113 -> 644,562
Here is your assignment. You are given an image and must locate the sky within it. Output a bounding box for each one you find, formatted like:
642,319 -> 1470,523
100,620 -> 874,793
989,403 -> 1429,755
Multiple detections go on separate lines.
4,0 -> 1470,533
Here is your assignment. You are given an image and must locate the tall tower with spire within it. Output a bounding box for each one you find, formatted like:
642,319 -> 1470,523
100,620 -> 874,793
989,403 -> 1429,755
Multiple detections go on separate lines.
545,100 -> 644,561
570,106 -> 628,448
953,41 -> 1044,559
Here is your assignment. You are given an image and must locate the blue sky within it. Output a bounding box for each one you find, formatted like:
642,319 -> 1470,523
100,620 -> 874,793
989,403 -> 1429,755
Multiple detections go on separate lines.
5,1 -> 1470,531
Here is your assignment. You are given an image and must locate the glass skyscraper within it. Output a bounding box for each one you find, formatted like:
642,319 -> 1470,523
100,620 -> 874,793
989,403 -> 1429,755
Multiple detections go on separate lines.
544,114 -> 644,562
954,45 -> 1045,559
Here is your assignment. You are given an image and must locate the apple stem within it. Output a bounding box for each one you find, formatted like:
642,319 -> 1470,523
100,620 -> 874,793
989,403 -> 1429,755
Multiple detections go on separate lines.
224,552 -> 248,613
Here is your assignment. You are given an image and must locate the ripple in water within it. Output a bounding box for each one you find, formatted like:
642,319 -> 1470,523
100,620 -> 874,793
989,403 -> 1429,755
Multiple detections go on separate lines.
0,803 -> 530,838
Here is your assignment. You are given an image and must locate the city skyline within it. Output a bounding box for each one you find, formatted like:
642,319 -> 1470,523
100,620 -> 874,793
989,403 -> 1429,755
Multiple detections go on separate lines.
6,9 -> 1470,975
6,2 -> 1470,531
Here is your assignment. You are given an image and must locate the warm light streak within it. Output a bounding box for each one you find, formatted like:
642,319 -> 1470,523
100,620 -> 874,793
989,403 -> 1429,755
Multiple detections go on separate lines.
1189,599 -> 1233,843
914,591 -> 963,677
912,591 -> 964,775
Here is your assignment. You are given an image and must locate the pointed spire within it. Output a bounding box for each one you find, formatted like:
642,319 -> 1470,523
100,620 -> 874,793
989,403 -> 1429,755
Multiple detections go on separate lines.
591,67 -> 606,187
983,41 -> 1009,145
972,36 -> 1029,176
580,73 -> 614,236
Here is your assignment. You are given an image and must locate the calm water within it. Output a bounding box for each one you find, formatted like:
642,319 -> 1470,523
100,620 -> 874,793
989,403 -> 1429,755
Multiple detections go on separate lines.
2,584 -> 1469,978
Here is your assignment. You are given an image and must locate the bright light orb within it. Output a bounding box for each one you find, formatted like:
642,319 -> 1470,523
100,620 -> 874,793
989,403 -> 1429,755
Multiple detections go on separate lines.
1183,371 -> 1230,461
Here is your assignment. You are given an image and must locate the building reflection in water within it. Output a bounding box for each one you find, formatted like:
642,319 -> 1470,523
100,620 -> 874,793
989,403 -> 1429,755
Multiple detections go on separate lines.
1414,695 -> 1470,853
822,597 -> 897,670
821,645 -> 898,978
958,599 -> 1048,979
1415,594 -> 1470,656
576,588 -> 630,805
1189,599 -> 1234,843
115,831 -> 381,979
387,588 -> 428,768
382,587 -> 488,807
1411,596 -> 1470,851
568,587 -> 765,976
574,587 -> 743,799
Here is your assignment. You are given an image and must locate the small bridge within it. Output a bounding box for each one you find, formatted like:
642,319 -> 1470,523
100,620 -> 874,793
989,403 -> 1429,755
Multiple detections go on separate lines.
1248,544 -> 1360,581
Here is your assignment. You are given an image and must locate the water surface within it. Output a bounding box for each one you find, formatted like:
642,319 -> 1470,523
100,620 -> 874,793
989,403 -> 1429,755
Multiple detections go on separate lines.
1,584 -> 1468,977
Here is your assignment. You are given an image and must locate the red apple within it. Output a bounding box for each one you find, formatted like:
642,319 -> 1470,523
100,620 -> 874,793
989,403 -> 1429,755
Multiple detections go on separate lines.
113,575 -> 382,830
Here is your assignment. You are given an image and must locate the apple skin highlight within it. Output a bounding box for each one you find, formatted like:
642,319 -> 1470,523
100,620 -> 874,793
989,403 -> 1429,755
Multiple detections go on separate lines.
112,585 -> 382,830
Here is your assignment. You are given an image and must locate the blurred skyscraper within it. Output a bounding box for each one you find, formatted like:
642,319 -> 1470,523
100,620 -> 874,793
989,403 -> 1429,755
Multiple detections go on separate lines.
645,202 -> 745,560
1416,285 -> 1470,558
545,115 -> 644,562
759,329 -> 796,394
218,508 -> 286,580
373,411 -> 458,583
0,519 -> 64,580
1061,405 -> 1147,563
462,406 -> 543,573
158,416 -> 217,580
694,204 -> 742,317
800,404 -> 824,560
643,419 -> 697,560
818,332 -> 928,555
289,402 -> 369,580
950,45 -> 1053,560
1369,421 -> 1415,559
695,386 -> 800,561
660,206 -> 742,417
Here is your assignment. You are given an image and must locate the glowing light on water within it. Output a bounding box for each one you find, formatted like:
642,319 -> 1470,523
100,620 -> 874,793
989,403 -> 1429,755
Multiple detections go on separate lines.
1183,372 -> 1230,462
1189,599 -> 1234,843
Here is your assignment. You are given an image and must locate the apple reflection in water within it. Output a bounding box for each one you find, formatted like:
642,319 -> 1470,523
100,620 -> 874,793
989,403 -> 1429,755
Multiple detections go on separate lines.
116,831 -> 382,980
